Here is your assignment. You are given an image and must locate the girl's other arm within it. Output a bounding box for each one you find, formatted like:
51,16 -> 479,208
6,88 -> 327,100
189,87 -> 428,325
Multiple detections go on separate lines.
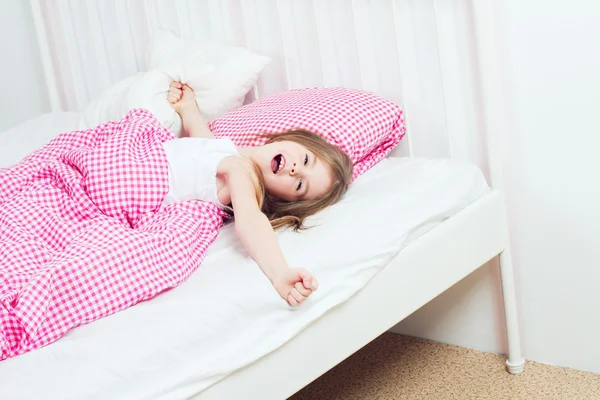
225,159 -> 318,306
167,82 -> 214,139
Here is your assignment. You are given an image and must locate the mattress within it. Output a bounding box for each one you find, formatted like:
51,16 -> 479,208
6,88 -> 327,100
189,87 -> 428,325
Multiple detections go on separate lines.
0,113 -> 490,400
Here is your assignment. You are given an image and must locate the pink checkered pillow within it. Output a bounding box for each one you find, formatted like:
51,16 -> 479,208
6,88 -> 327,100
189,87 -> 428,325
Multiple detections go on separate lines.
208,87 -> 406,180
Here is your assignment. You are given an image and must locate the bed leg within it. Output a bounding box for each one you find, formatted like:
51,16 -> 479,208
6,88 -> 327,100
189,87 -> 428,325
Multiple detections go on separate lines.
498,248 -> 525,374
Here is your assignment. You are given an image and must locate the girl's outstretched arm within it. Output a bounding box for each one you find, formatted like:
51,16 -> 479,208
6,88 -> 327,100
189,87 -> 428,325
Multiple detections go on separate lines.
223,158 -> 319,306
168,81 -> 214,139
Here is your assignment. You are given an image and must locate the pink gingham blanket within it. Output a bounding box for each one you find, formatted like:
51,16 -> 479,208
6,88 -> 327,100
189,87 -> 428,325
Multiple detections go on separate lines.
0,109 -> 225,361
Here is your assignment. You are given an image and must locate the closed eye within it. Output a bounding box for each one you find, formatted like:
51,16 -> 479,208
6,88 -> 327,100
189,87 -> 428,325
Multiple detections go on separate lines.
304,154 -> 308,166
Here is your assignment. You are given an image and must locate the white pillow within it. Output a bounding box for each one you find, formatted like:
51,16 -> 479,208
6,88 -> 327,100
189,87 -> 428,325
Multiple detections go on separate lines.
79,30 -> 270,136
80,72 -> 182,132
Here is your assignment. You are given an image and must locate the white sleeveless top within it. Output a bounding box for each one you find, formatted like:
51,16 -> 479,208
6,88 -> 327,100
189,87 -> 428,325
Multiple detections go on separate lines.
161,137 -> 238,211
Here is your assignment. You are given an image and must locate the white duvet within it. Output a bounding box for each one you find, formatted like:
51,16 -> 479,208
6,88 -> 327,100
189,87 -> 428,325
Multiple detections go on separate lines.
0,113 -> 489,400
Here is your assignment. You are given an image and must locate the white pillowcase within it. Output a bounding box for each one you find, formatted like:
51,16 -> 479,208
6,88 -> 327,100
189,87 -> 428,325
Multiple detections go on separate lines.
80,72 -> 179,132
79,30 -> 271,136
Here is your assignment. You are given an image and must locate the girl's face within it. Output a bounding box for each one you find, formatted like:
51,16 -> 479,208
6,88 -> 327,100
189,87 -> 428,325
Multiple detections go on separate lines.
251,140 -> 333,202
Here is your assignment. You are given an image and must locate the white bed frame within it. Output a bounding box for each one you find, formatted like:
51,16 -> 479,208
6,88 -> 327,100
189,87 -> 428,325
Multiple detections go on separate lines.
30,0 -> 525,398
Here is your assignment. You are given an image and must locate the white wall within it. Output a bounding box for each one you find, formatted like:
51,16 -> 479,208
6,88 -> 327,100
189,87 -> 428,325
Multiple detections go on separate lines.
394,0 -> 600,374
0,1 -> 50,132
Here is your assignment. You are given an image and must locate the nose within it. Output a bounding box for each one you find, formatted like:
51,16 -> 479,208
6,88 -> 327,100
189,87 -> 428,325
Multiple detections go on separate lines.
290,161 -> 300,176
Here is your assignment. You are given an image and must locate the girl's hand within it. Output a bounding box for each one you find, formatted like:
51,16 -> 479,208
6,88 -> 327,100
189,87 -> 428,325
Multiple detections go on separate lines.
167,81 -> 196,115
273,268 -> 319,307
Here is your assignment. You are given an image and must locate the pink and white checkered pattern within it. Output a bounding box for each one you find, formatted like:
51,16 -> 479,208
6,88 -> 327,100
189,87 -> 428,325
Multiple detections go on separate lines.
0,109 -> 225,360
208,87 -> 406,180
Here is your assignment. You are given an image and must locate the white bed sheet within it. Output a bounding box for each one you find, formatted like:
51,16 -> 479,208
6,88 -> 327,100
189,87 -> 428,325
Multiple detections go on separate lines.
0,113 -> 490,400
0,112 -> 81,167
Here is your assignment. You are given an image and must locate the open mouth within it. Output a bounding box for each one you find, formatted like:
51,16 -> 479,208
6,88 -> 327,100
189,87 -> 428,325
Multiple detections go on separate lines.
271,154 -> 285,174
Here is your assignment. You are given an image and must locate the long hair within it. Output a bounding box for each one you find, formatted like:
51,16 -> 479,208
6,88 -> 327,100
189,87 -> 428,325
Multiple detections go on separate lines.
250,130 -> 353,231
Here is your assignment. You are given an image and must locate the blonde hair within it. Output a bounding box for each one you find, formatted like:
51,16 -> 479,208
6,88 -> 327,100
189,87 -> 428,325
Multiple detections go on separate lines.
249,130 -> 353,231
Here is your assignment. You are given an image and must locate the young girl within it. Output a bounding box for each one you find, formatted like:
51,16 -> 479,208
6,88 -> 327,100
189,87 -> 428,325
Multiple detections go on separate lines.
166,82 -> 353,306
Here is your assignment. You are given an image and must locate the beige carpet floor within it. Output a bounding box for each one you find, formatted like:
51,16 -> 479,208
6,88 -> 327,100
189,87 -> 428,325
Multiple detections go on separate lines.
290,333 -> 600,400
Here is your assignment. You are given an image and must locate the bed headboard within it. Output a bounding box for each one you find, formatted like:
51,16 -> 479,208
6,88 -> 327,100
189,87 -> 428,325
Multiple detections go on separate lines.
30,0 -> 507,190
